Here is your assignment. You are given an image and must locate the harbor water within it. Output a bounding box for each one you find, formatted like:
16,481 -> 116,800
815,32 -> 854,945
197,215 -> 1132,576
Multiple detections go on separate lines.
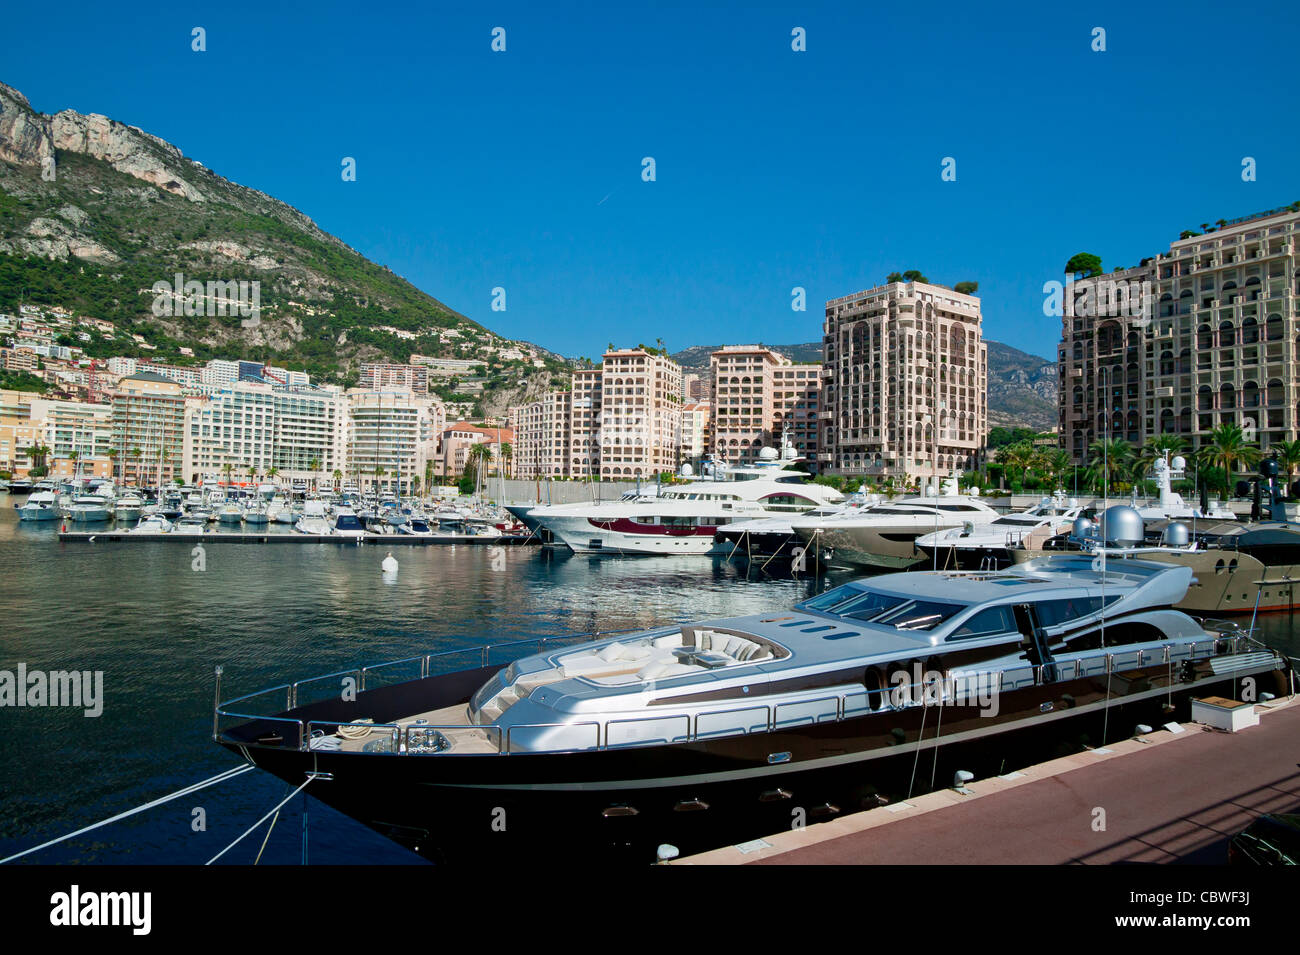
5,503 -> 1300,864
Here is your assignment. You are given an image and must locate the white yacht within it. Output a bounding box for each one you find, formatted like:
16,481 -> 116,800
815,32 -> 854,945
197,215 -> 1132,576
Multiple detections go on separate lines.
16,490 -> 60,522
65,493 -> 113,523
1129,453 -> 1236,522
711,492 -> 880,562
332,506 -> 368,540
532,449 -> 845,555
114,493 -> 145,524
130,514 -> 174,534
915,491 -> 1090,570
295,500 -> 334,535
790,479 -> 1000,569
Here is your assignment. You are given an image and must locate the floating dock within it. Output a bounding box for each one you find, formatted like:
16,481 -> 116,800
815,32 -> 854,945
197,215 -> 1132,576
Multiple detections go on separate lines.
56,530 -> 539,546
675,696 -> 1300,865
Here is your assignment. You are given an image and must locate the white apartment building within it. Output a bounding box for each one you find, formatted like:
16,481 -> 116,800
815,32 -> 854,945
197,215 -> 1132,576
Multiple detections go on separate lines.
182,382 -> 348,484
597,348 -> 681,478
346,389 -> 446,492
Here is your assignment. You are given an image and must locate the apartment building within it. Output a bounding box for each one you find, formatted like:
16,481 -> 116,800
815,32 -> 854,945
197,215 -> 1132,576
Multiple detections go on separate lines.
358,362 -> 430,394
569,367 -> 602,477
514,391 -> 572,478
597,348 -> 681,478
1058,205 -> 1300,462
821,281 -> 987,480
439,422 -> 515,477
111,372 -> 187,485
680,400 -> 711,460
182,382 -> 348,484
709,346 -> 821,468
346,389 -> 445,492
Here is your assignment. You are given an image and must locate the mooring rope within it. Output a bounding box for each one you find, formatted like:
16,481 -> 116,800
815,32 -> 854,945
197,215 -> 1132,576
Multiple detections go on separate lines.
0,764 -> 254,864
206,776 -> 313,865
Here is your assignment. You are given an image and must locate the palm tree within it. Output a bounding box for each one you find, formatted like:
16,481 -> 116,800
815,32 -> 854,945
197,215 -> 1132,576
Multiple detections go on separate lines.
309,457 -> 321,492
1137,433 -> 1186,471
467,443 -> 493,497
499,442 -> 513,478
996,440 -> 1036,488
372,465 -> 385,493
1037,447 -> 1072,488
1197,423 -> 1262,495
1272,439 -> 1300,487
107,448 -> 119,481
221,462 -> 233,486
332,468 -> 343,490
1086,438 -> 1133,496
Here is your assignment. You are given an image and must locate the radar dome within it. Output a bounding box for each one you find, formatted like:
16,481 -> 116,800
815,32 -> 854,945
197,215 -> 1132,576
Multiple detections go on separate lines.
1171,455 -> 1186,471
1161,522 -> 1190,547
1099,505 -> 1144,547
679,463 -> 695,477
1071,516 -> 1095,541
758,446 -> 779,461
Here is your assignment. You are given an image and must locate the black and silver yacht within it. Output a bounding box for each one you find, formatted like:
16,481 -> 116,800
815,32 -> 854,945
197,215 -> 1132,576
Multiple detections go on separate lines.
216,552 -> 1292,862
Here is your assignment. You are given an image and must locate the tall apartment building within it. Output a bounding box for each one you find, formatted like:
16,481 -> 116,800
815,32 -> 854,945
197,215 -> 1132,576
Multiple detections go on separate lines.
1058,205 -> 1300,462
680,400 -> 711,460
111,372 -> 187,485
514,391 -> 572,478
181,382 -> 348,484
346,389 -> 445,492
569,367 -> 601,477
512,348 -> 682,480
358,362 -> 430,394
709,346 -> 821,468
597,348 -> 681,479
821,281 -> 987,480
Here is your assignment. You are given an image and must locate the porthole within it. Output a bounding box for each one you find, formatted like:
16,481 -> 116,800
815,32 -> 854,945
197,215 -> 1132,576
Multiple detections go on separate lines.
1228,559 -> 1238,573
1215,559 -> 1225,574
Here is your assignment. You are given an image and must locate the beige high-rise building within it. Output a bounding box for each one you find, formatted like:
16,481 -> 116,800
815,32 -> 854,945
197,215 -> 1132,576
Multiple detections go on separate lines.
597,348 -> 681,479
1058,205 -> 1300,463
709,346 -> 821,468
512,348 -> 681,480
680,400 -> 711,461
821,281 -> 987,480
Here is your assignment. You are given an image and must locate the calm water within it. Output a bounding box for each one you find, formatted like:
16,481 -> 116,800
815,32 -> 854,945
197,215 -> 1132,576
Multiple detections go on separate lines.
4,502 -> 1300,865
0,502 -> 830,865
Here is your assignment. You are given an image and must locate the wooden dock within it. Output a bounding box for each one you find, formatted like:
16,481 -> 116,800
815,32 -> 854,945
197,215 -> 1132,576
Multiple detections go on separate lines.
675,696 -> 1300,865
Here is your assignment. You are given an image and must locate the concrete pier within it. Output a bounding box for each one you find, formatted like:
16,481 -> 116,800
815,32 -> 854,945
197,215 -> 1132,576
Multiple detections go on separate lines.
56,530 -> 539,546
676,697 -> 1300,865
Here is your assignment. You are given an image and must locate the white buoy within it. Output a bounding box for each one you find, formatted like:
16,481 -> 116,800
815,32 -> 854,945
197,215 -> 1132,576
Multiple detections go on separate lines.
381,551 -> 398,574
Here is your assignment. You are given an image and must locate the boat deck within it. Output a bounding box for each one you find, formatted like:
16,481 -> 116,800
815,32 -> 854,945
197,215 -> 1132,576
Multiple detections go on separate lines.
675,695 -> 1300,865
330,703 -> 499,755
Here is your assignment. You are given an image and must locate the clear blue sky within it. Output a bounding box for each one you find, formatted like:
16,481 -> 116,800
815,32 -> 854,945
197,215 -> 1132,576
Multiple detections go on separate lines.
6,1 -> 1299,362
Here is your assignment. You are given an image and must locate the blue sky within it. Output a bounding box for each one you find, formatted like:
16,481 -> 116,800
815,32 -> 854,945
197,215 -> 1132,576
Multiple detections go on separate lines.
5,1 -> 1299,361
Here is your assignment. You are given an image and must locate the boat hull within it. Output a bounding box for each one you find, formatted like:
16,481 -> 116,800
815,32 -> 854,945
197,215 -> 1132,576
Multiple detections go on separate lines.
220,654 -> 1290,863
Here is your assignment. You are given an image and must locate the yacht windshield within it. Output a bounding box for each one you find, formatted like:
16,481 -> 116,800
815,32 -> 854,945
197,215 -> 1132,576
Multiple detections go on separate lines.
871,600 -> 965,631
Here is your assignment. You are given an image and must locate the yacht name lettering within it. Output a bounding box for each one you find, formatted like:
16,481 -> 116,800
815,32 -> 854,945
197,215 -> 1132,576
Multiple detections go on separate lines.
0,665 -> 103,717
49,885 -> 151,935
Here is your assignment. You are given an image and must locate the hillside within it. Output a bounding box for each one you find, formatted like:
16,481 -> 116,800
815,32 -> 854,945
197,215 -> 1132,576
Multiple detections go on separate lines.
672,339 -> 1059,432
0,80 -> 566,413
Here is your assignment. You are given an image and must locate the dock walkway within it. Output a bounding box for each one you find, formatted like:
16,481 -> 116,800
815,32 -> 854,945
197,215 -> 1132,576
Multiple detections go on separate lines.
677,698 -> 1300,865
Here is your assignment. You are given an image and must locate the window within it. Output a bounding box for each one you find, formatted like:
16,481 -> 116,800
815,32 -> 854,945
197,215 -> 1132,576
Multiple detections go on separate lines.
948,605 -> 1016,641
1034,595 -> 1121,628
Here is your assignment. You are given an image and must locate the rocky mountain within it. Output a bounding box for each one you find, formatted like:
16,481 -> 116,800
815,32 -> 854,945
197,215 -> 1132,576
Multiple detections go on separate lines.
0,80 -> 566,413
672,339 -> 1059,432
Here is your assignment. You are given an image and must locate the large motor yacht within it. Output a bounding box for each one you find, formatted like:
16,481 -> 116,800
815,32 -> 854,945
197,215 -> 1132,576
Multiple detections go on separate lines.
216,549 -> 1292,862
529,448 -> 844,555
915,491 -> 1091,570
790,479 -> 1000,569
65,493 -> 113,523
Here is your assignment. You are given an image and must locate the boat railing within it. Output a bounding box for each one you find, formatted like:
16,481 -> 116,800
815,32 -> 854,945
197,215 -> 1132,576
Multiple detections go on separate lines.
214,628 -> 646,736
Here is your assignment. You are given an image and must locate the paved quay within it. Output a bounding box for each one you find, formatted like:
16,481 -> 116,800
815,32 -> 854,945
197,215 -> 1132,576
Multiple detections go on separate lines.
677,697 -> 1300,865
56,531 -> 538,545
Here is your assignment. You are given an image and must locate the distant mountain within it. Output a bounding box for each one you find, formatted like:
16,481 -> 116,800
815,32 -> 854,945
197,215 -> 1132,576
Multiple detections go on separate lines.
672,339 -> 1059,433
0,80 -> 566,413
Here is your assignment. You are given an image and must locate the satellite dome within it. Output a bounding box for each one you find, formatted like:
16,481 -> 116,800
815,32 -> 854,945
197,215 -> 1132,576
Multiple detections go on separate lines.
758,446 -> 779,461
1099,505 -> 1144,547
1171,455 -> 1186,471
679,463 -> 695,477
1161,522 -> 1190,547
1071,516 -> 1095,541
